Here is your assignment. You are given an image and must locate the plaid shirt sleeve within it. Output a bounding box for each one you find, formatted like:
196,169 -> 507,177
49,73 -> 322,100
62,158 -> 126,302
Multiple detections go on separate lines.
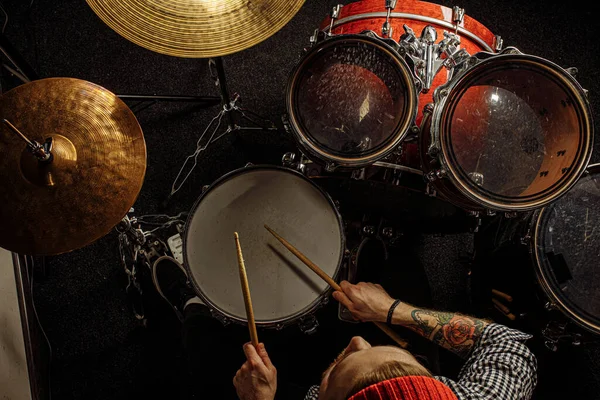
434,323 -> 538,399
304,384 -> 320,400
304,324 -> 537,400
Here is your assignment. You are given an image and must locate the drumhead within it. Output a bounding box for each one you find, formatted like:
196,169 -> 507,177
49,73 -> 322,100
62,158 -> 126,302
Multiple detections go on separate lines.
533,163 -> 600,334
286,35 -> 418,168
183,166 -> 344,326
433,53 -> 593,210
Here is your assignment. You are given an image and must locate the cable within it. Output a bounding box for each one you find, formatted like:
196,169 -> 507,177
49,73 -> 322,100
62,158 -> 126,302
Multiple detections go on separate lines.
29,255 -> 53,400
0,2 -> 8,34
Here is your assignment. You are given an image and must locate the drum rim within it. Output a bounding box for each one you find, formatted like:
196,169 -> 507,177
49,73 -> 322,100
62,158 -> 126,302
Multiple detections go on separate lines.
431,52 -> 594,211
285,34 -> 419,169
532,163 -> 600,334
182,164 -> 346,328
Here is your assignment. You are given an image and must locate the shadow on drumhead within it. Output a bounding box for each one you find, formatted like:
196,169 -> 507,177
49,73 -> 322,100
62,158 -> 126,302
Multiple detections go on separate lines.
268,243 -> 324,294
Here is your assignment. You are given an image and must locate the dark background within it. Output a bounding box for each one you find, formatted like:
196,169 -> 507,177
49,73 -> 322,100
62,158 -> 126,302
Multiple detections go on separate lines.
1,0 -> 599,399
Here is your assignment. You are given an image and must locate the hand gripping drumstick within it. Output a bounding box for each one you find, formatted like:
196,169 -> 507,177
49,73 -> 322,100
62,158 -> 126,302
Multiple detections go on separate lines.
264,224 -> 408,349
234,232 -> 260,348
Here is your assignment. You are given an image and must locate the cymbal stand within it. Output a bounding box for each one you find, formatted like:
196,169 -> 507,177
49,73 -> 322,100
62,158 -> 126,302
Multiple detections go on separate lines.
163,56 -> 278,205
0,33 -> 38,92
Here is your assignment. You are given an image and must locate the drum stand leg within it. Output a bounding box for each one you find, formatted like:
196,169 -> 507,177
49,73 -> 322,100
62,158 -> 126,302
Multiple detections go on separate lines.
163,56 -> 277,207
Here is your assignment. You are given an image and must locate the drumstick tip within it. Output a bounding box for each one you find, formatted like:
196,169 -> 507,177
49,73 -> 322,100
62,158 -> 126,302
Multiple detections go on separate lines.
234,231 -> 239,240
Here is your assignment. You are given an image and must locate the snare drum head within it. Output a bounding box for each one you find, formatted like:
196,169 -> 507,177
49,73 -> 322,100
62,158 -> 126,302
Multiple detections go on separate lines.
287,35 -> 418,168
183,166 -> 344,325
435,53 -> 593,210
534,164 -> 600,333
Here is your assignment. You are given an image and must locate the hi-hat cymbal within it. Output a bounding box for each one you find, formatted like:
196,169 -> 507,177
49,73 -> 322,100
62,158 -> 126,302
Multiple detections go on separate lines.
86,0 -> 306,58
0,78 -> 146,256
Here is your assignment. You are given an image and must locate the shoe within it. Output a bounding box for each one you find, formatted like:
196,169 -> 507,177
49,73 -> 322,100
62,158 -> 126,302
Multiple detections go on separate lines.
152,255 -> 198,321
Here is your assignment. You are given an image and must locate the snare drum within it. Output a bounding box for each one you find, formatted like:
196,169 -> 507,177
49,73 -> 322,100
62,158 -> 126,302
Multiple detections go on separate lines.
421,48 -> 594,212
285,0 -> 498,171
182,166 -> 345,333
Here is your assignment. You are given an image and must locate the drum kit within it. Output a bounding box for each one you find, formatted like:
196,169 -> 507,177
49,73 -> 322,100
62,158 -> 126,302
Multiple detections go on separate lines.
0,0 -> 597,350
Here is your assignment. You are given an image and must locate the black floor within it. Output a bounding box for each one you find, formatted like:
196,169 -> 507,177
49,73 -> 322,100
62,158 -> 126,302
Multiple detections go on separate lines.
2,0 -> 599,399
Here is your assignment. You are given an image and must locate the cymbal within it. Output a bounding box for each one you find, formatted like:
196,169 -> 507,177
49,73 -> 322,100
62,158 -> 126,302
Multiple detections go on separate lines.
0,78 -> 146,256
86,0 -> 306,58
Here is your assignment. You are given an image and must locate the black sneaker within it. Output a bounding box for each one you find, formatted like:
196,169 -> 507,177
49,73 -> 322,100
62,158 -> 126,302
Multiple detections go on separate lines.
152,256 -> 198,321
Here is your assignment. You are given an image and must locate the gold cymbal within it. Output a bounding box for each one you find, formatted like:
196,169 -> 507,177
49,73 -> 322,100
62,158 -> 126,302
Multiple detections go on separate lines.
0,78 -> 146,256
86,0 -> 306,58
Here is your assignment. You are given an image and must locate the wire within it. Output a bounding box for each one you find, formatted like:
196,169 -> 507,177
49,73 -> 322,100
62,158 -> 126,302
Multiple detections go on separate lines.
28,255 -> 53,400
0,2 -> 8,34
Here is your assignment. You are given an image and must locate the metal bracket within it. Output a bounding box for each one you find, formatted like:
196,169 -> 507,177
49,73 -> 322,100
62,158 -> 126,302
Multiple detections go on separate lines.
298,314 -> 319,335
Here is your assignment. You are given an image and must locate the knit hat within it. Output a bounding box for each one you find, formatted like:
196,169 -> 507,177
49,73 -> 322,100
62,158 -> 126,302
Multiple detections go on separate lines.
348,376 -> 457,400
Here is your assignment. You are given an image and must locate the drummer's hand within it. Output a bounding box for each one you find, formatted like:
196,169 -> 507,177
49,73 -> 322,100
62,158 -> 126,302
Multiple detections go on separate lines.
332,281 -> 396,323
234,343 -> 277,400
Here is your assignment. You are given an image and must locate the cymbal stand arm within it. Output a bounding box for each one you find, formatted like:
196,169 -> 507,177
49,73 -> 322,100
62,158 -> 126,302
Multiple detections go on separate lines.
2,118 -> 52,161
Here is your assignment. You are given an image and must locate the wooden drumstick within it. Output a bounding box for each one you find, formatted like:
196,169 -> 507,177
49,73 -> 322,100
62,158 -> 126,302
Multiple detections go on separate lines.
492,289 -> 513,303
234,232 -> 259,348
492,298 -> 516,321
264,224 -> 408,349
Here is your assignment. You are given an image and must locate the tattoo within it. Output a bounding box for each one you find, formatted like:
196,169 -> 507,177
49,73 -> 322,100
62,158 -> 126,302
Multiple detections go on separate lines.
408,309 -> 487,358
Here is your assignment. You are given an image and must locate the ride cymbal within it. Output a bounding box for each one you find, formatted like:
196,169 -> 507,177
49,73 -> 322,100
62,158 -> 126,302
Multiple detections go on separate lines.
86,0 -> 306,58
0,78 -> 146,255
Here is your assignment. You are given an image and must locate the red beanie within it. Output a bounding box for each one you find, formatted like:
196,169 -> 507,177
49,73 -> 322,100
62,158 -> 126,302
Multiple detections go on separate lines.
348,376 -> 457,400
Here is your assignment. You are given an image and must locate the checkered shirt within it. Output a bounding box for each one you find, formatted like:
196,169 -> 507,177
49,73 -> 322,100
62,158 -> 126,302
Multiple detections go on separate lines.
304,323 -> 537,399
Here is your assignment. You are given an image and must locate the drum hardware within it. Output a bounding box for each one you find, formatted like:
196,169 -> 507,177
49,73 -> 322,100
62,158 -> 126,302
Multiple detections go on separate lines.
382,0 -> 398,37
400,24 -> 468,92
0,78 -> 147,256
115,211 -> 187,320
0,33 -> 39,87
165,90 -> 277,205
542,321 -> 583,351
2,119 -> 53,162
327,5 -> 344,38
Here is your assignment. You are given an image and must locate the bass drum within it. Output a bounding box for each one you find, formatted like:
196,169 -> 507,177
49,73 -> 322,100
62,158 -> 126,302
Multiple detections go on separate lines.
182,165 -> 345,334
421,48 -> 594,212
472,163 -> 600,348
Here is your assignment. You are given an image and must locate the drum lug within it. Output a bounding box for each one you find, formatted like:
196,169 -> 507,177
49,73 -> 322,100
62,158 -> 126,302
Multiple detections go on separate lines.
520,233 -> 532,246
493,35 -> 504,51
282,152 -> 307,174
504,211 -> 518,219
565,67 -> 578,77
325,161 -> 337,172
210,309 -> 231,326
281,114 -> 291,133
362,225 -> 376,237
425,182 -> 437,197
298,314 -> 319,335
326,4 -> 343,37
426,168 -> 446,181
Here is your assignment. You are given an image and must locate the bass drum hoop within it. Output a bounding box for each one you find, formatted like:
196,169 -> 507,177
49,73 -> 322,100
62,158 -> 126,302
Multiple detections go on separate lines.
531,163 -> 600,335
182,165 -> 346,329
285,34 -> 419,168
433,53 -> 594,211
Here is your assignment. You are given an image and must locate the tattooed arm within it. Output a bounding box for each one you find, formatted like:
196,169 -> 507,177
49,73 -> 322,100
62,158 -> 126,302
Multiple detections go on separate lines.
332,281 -> 488,358
392,307 -> 487,358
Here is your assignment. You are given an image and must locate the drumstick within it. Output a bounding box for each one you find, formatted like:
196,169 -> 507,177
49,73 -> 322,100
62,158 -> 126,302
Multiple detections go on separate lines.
264,224 -> 408,349
492,288 -> 513,303
234,232 -> 259,348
